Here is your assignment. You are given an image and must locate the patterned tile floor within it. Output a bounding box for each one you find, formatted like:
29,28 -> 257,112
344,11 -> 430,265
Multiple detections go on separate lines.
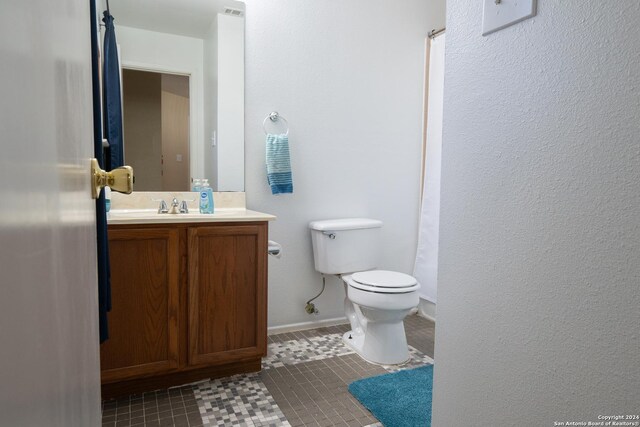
102,314 -> 435,427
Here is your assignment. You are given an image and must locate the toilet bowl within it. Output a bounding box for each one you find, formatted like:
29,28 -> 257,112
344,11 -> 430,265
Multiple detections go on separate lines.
342,270 -> 419,365
308,218 -> 420,366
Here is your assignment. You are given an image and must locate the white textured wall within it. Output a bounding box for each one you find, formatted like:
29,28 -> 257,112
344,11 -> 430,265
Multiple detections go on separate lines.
433,1 -> 640,425
245,0 -> 445,328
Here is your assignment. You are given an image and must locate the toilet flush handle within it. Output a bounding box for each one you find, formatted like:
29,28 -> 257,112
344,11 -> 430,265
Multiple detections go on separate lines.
322,231 -> 336,240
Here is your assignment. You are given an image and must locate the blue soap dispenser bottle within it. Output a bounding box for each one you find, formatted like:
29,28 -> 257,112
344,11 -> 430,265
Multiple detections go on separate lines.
199,179 -> 214,214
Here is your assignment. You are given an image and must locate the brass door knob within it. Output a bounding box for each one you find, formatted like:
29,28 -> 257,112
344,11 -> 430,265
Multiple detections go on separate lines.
91,158 -> 133,199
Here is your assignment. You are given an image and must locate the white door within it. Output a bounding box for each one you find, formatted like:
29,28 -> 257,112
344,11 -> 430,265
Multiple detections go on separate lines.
0,1 -> 102,426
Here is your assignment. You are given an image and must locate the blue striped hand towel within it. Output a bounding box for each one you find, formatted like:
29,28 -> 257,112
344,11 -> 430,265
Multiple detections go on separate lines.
266,133 -> 293,194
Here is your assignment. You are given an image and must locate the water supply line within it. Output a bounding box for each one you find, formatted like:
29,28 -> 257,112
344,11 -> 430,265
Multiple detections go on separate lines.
305,275 -> 327,315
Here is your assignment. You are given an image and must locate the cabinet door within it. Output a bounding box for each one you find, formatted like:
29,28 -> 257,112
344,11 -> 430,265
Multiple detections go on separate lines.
100,228 -> 180,382
188,224 -> 267,366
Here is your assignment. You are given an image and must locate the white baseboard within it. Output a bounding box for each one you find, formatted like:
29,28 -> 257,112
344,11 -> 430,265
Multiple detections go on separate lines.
418,298 -> 436,322
267,316 -> 349,335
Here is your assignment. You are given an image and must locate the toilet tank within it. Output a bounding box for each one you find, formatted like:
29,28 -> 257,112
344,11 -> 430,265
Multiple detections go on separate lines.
309,218 -> 383,275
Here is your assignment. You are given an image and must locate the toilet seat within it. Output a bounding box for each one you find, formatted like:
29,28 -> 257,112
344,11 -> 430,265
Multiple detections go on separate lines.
348,270 -> 420,294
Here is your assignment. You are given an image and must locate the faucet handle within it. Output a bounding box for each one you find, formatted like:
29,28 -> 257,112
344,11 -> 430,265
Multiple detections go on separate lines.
179,200 -> 189,214
156,200 -> 168,214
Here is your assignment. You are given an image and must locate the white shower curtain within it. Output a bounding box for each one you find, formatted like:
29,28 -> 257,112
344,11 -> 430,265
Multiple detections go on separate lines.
413,34 -> 445,304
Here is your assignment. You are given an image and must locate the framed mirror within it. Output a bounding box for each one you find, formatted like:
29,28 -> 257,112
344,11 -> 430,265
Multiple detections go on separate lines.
98,0 -> 245,191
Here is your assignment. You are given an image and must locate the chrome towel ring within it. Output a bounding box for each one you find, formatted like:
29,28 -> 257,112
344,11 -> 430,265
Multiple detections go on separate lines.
262,111 -> 289,136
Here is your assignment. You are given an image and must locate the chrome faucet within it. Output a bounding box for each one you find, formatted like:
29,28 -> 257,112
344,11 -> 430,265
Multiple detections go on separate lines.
169,198 -> 180,214
155,198 -> 192,214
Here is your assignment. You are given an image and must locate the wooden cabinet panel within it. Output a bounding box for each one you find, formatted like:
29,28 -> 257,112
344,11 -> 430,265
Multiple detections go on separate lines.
100,228 -> 180,382
188,224 -> 267,366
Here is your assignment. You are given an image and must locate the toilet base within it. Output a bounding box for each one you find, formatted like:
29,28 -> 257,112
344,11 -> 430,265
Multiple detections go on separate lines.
342,325 -> 411,366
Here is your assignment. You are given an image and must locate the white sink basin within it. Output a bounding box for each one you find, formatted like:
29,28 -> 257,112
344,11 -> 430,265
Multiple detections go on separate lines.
109,209 -> 239,217
108,209 -> 156,215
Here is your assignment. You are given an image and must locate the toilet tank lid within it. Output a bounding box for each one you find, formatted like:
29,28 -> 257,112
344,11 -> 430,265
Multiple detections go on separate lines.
309,218 -> 383,231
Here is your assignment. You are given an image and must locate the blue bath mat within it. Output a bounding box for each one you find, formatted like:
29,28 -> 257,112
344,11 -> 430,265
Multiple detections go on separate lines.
348,364 -> 433,427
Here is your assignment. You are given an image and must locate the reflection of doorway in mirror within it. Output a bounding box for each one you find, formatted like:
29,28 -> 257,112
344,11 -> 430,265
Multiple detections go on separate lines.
122,69 -> 190,191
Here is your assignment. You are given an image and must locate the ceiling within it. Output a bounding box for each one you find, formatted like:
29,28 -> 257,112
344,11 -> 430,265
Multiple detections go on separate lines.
107,0 -> 244,39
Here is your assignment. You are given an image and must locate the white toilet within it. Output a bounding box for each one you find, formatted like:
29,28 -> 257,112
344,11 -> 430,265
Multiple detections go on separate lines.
309,218 -> 420,365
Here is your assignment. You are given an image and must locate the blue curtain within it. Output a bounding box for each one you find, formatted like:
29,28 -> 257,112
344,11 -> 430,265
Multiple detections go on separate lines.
90,0 -> 111,343
102,10 -> 124,170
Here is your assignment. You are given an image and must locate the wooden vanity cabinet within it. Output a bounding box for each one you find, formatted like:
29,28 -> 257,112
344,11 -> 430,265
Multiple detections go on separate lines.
101,222 -> 268,398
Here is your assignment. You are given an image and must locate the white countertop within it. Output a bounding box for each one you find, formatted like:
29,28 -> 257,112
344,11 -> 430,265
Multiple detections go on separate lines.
108,192 -> 275,225
107,208 -> 276,225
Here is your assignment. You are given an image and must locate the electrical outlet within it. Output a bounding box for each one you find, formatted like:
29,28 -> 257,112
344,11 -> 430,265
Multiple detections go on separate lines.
482,0 -> 536,36
211,131 -> 217,147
